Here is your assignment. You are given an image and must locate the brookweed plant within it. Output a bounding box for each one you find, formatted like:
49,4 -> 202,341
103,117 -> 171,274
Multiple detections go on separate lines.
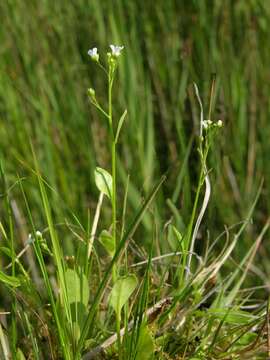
0,45 -> 268,360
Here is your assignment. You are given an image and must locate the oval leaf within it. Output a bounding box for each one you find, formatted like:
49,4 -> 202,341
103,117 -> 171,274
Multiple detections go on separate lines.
136,325 -> 154,360
94,167 -> 112,199
16,348 -> 26,360
99,230 -> 115,257
65,268 -> 89,307
109,274 -> 137,315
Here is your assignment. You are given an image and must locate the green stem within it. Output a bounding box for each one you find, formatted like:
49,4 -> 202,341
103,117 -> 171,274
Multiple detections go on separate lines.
108,67 -> 117,284
178,168 -> 204,286
116,312 -> 122,360
108,69 -> 113,130
178,143 -> 207,286
108,62 -> 121,358
112,140 -> 117,282
91,100 -> 110,119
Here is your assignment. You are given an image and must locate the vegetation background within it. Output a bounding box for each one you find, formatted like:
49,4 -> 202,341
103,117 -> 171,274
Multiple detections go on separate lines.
0,0 -> 270,359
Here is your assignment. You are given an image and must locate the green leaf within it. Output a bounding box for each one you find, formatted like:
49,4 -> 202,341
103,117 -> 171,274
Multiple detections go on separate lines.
115,109 -> 127,143
208,309 -> 255,324
235,332 -> 257,346
172,225 -> 183,244
0,246 -> 12,257
99,230 -> 115,257
0,270 -> 20,287
16,348 -> 26,360
168,225 -> 183,251
135,325 -> 154,360
65,268 -> 89,307
109,274 -> 137,315
94,167 -> 112,199
64,268 -> 90,340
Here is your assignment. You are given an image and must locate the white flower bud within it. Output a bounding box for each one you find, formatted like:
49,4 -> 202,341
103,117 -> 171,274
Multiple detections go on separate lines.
88,88 -> 96,99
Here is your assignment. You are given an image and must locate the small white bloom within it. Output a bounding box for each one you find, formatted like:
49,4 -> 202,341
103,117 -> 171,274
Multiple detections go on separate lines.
110,44 -> 124,57
202,119 -> 213,130
202,120 -> 209,129
36,231 -> 42,238
27,233 -> 34,244
217,120 -> 223,127
88,47 -> 99,61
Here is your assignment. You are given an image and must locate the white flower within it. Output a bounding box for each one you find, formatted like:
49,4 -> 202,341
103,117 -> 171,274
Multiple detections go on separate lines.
202,120 -> 209,129
202,119 -> 213,130
217,120 -> 223,127
110,45 -> 124,57
88,47 -> 99,61
27,233 -> 34,244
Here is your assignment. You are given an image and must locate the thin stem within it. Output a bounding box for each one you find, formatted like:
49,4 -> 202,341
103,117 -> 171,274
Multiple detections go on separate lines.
90,100 -> 110,119
116,312 -> 122,360
108,70 -> 113,131
186,163 -> 210,279
108,65 -> 121,354
97,61 -> 109,76
178,163 -> 204,286
108,67 -> 117,281
112,140 -> 117,283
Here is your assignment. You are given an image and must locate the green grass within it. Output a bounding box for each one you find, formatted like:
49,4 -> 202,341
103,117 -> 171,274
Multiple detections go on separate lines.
0,0 -> 270,358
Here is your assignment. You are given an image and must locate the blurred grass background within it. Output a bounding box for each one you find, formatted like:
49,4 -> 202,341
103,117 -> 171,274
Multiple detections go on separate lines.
0,0 -> 270,274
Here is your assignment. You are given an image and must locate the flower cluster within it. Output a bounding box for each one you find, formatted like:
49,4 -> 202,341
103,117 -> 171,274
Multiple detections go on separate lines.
87,44 -> 124,62
202,119 -> 223,130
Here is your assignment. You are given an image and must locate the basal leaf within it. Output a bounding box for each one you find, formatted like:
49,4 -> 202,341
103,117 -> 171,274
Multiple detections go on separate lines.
99,230 -> 115,257
65,268 -> 89,307
109,274 -> 137,315
94,167 -> 112,200
135,325 -> 154,360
